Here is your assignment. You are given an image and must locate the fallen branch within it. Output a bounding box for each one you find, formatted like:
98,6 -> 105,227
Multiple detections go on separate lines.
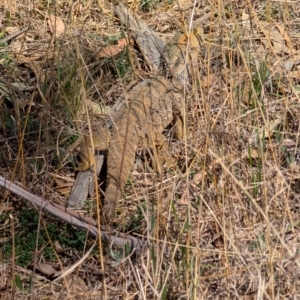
114,3 -> 165,71
0,26 -> 29,44
0,175 -> 147,255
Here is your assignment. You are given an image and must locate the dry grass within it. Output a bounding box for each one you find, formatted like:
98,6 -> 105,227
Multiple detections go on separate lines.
1,0 -> 300,299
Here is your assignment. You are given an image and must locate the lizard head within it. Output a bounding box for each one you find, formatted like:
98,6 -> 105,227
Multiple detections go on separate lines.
163,25 -> 203,85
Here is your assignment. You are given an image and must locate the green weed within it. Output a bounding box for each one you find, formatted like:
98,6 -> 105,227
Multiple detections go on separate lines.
3,208 -> 88,267
251,60 -> 270,108
125,200 -> 147,231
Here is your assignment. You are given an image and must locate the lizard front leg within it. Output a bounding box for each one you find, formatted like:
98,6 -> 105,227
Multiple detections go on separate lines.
75,126 -> 111,172
148,118 -> 183,173
75,135 -> 95,172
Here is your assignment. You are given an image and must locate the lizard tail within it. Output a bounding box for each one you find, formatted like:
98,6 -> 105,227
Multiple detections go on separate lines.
103,104 -> 142,222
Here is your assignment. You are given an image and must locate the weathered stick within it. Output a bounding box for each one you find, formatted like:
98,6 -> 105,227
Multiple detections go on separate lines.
67,155 -> 104,209
0,175 -> 147,255
114,3 -> 166,71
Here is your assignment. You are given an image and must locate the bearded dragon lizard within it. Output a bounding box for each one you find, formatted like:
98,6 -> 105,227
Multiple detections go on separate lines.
76,26 -> 202,222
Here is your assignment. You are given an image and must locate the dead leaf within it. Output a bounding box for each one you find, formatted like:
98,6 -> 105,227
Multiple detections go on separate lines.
55,178 -> 73,195
0,81 -> 32,109
56,186 -> 72,195
275,23 -> 295,55
178,197 -> 189,206
35,263 -> 56,277
281,60 -> 295,71
85,99 -> 109,115
52,265 -> 72,278
11,82 -> 35,92
260,22 -> 291,54
250,117 -> 282,144
281,139 -> 296,147
5,27 -> 20,34
48,15 -> 65,37
54,178 -> 73,188
0,204 -> 13,211
117,38 -> 128,48
201,73 -> 216,89
135,177 -> 154,187
98,38 -> 129,58
191,171 -> 204,185
178,186 -> 197,211
258,117 -> 282,139
241,10 -> 251,31
54,241 -> 64,254
22,60 -> 45,83
246,148 -> 260,159
67,275 -> 89,292
0,237 -> 11,244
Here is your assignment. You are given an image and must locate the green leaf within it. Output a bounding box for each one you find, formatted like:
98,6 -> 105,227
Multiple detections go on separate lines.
293,85 -> 300,91
14,274 -> 23,291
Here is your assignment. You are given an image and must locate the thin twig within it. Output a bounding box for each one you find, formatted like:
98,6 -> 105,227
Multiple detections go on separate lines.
0,26 -> 29,44
53,238 -> 98,282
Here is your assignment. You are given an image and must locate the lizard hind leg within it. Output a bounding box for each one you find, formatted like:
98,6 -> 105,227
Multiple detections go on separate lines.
149,132 -> 178,173
173,114 -> 184,140
74,136 -> 95,171
152,113 -> 184,172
